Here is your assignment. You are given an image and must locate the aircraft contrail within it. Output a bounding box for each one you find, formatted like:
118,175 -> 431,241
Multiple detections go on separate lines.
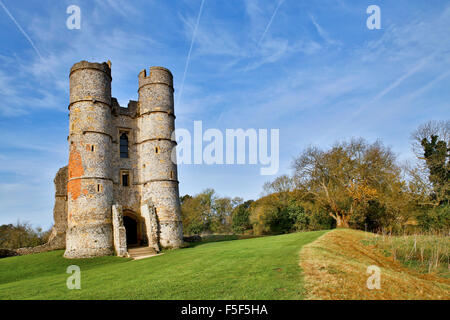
244,0 -> 285,72
0,1 -> 44,61
256,0 -> 285,48
177,0 -> 206,107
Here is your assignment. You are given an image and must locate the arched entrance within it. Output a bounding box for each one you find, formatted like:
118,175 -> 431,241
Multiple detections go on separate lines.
122,210 -> 144,248
123,215 -> 138,246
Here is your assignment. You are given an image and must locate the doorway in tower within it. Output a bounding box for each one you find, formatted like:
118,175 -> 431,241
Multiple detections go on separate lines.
123,215 -> 139,246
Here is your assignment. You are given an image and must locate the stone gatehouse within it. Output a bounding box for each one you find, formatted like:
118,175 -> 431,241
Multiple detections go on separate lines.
44,60 -> 183,259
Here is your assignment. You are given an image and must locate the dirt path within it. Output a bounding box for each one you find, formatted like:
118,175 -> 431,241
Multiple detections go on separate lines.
299,229 -> 450,300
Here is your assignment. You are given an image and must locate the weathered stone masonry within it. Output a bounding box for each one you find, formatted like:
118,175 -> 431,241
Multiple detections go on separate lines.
47,60 -> 183,258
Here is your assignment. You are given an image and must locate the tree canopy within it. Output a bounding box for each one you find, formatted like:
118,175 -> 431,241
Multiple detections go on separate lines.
292,138 -> 404,228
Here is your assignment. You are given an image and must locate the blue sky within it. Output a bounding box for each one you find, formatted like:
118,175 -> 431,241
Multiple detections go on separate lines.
0,0 -> 449,229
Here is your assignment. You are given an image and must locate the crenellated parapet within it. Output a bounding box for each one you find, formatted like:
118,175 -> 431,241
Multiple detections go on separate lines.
138,66 -> 173,90
70,60 -> 112,78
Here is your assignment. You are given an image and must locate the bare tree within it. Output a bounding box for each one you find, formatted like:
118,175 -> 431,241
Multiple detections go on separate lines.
262,174 -> 294,195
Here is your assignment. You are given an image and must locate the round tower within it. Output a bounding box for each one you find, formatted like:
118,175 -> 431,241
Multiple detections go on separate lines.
64,61 -> 114,258
137,67 -> 183,249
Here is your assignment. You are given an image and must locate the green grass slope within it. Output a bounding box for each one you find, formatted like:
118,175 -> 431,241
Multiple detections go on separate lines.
0,230 -> 326,300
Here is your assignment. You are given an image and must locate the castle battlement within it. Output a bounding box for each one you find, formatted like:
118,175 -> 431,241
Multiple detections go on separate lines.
70,60 -> 112,79
138,66 -> 174,91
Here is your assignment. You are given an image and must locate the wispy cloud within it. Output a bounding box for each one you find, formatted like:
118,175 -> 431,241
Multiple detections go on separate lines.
349,54 -> 432,119
94,0 -> 141,18
407,69 -> 450,101
309,13 -> 342,46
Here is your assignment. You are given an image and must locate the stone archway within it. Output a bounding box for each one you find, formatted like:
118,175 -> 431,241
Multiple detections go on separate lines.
122,211 -> 142,247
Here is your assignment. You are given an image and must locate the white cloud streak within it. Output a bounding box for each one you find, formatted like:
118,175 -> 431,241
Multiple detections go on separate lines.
309,13 -> 341,46
256,0 -> 285,48
244,0 -> 285,71
176,0 -> 206,107
0,0 -> 44,61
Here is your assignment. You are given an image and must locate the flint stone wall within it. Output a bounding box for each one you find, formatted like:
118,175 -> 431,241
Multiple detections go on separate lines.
112,204 -> 128,257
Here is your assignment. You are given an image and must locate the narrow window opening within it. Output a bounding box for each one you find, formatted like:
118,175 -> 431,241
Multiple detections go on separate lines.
155,146 -> 160,154
120,133 -> 129,158
91,145 -> 95,152
97,184 -> 101,192
122,172 -> 129,187
170,171 -> 174,179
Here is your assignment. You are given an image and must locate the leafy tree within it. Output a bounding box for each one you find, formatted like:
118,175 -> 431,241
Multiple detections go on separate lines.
180,194 -> 192,205
181,189 -> 244,234
212,197 -> 233,233
292,138 -> 402,228
231,200 -> 253,233
286,201 -> 309,231
180,189 -> 218,235
420,135 -> 449,204
417,205 -> 450,231
250,193 -> 300,235
411,120 -> 450,205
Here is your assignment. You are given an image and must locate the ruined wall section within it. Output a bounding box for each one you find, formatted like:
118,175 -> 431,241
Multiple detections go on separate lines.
64,61 -> 114,258
48,166 -> 68,247
14,166 -> 68,255
137,67 -> 183,249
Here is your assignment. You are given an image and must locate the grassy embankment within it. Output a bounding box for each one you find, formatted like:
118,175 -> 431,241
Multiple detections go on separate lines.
0,230 -> 326,300
366,232 -> 449,277
300,229 -> 449,300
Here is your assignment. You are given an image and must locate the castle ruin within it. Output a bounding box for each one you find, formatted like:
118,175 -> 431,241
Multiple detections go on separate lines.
44,60 -> 183,259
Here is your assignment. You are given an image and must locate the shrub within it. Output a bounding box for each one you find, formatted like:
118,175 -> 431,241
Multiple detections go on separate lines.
0,222 -> 50,249
417,205 -> 450,232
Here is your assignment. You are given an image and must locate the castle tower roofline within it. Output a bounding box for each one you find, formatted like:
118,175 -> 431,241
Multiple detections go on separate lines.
139,66 -> 173,78
138,66 -> 173,91
70,60 -> 112,80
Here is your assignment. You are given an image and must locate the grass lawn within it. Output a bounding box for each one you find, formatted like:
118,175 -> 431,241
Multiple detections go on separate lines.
0,230 -> 326,300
